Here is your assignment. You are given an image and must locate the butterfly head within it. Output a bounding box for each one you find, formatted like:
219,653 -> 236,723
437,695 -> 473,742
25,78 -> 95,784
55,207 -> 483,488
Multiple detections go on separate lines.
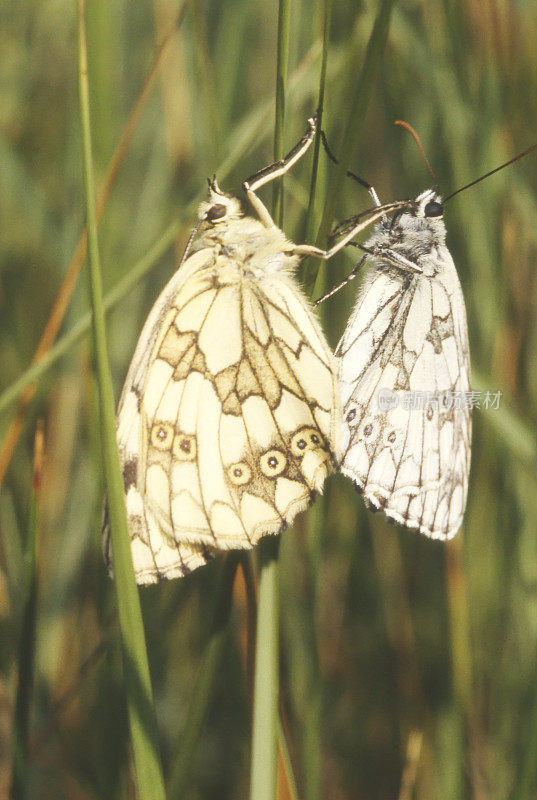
198,177 -> 243,226
384,189 -> 445,234
372,187 -> 447,258
413,188 -> 444,219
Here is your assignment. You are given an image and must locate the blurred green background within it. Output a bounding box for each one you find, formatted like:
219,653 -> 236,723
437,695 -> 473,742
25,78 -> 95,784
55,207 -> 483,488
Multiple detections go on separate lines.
2,0 -> 537,798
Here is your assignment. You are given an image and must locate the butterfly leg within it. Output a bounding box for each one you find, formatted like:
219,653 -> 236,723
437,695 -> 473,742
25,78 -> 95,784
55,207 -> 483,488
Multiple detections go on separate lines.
358,243 -> 423,274
293,203 -> 399,261
307,230 -> 422,304
243,114 -> 318,228
313,254 -> 368,306
311,240 -> 423,305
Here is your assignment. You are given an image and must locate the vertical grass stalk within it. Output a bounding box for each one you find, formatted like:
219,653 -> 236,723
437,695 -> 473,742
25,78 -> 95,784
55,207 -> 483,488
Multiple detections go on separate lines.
305,0 -> 333,244
168,554 -> 240,800
303,502 -> 325,800
313,0 -> 397,300
278,716 -> 300,800
272,0 -> 291,226
249,6 -> 290,797
250,536 -> 281,800
515,667 -> 537,800
77,3 -> 166,798
10,423 -> 43,800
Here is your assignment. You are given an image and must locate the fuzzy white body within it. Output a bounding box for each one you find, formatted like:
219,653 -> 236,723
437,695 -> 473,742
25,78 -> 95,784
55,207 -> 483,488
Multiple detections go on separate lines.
104,191 -> 339,583
336,190 -> 471,539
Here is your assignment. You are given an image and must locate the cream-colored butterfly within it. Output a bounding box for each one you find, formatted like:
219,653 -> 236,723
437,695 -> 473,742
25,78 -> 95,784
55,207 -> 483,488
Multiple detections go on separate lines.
103,116 -> 386,584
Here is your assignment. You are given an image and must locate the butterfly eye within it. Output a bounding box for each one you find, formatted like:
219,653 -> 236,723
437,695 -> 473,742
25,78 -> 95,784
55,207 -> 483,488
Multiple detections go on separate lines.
259,449 -> 287,478
206,203 -> 227,222
227,461 -> 253,486
424,200 -> 443,217
150,422 -> 174,450
173,433 -> 197,461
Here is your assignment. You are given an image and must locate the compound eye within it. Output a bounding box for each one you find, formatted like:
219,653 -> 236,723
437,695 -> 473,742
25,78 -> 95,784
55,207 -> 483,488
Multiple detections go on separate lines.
206,203 -> 227,222
424,200 -> 443,217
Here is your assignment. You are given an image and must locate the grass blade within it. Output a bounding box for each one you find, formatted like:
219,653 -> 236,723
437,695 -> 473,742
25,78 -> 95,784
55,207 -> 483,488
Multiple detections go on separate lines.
168,555 -> 240,800
305,0 -> 333,244
250,536 -> 281,800
278,716 -> 301,800
10,423 -> 43,800
249,5 -> 291,796
514,678 -> 537,800
249,4 -> 291,797
0,1 -> 189,490
272,0 -> 291,226
313,0 -> 397,299
78,3 -> 166,797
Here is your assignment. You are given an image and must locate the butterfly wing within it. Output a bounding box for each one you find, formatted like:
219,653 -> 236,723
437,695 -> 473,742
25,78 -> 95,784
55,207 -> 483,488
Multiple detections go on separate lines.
104,252 -> 338,584
337,250 -> 471,539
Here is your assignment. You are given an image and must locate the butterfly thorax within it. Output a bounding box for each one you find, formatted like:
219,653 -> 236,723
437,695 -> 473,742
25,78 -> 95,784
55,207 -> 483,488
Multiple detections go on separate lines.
195,182 -> 300,279
195,216 -> 298,281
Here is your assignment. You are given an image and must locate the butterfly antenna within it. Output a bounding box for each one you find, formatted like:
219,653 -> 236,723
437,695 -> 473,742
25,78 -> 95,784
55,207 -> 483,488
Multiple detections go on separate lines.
443,141 -> 537,202
320,130 -> 371,191
178,219 -> 203,270
319,130 -> 382,207
395,120 -> 438,187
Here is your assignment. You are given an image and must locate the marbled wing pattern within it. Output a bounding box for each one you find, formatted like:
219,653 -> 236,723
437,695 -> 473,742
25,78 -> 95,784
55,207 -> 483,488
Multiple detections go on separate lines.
336,190 -> 471,539
104,206 -> 338,583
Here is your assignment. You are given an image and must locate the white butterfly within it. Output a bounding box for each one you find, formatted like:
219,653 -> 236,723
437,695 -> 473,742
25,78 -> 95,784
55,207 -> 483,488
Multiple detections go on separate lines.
103,117 -> 385,584
334,188 -> 471,539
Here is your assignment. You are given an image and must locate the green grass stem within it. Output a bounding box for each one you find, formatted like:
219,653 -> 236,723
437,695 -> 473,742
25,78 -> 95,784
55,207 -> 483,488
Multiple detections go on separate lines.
249,10 -> 291,796
305,0 -> 332,244
272,0 -> 291,227
78,3 -> 166,797
168,555 -> 240,800
250,536 -> 281,800
10,424 -> 42,799
514,680 -> 537,800
278,716 -> 300,800
303,499 -> 326,800
312,0 -> 397,300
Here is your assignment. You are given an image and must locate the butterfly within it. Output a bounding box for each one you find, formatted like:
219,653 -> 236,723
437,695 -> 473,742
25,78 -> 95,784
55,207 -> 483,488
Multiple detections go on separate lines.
103,116 -> 384,584
333,188 -> 471,539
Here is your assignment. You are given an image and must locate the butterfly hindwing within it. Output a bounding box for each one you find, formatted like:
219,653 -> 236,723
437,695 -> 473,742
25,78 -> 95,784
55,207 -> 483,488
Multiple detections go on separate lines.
105,239 -> 338,584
